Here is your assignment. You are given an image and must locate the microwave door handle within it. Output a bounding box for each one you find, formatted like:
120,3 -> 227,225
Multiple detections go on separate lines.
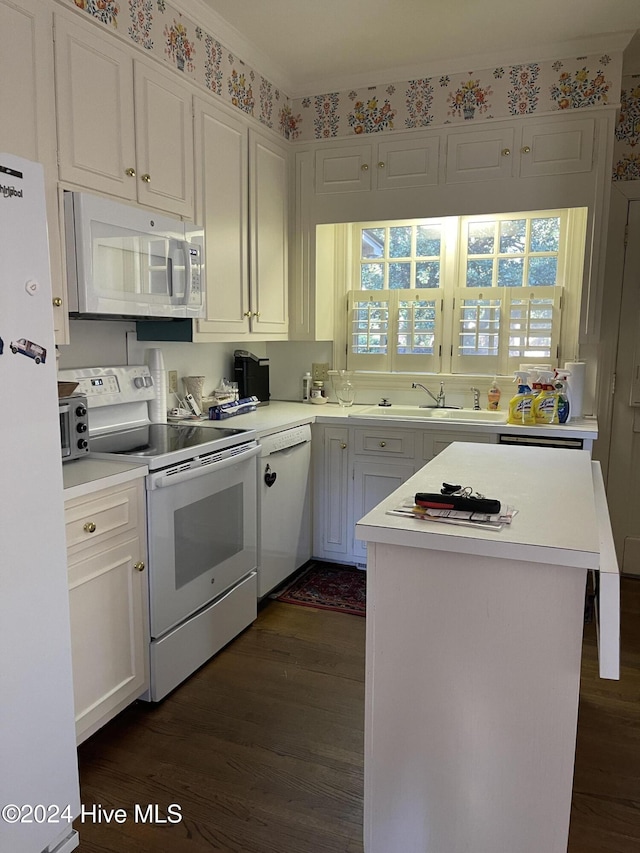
179,240 -> 192,305
166,242 -> 187,301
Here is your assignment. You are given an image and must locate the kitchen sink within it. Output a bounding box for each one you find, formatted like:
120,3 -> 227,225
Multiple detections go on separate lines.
352,405 -> 508,424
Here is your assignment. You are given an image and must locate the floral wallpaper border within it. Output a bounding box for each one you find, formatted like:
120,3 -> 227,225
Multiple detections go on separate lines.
65,1 -> 636,180
613,75 -> 640,180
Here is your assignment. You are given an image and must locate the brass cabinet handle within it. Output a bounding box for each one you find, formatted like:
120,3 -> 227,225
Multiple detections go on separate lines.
379,441 -> 386,447
501,148 -> 511,156
361,163 -> 369,171
378,161 -> 385,168
83,522 -> 96,534
340,442 -> 347,449
243,311 -> 252,317
253,311 -> 260,318
134,561 -> 145,572
125,167 -> 136,177
141,173 -> 151,183
521,146 -> 531,154
52,297 -> 62,307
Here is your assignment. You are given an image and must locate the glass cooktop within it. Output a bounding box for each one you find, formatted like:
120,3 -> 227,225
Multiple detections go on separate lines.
89,422 -> 255,469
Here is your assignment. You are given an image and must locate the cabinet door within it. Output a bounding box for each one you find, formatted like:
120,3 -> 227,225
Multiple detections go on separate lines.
519,118 -> 594,177
55,14 -> 137,200
193,100 -> 250,338
352,460 -> 415,560
0,0 -> 67,342
68,535 -> 148,744
423,429 -> 496,462
445,126 -> 515,183
376,135 -> 440,190
315,426 -> 351,559
315,145 -> 372,193
249,130 -> 289,336
134,61 -> 194,218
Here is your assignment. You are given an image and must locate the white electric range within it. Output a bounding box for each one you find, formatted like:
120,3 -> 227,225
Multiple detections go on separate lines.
59,365 -> 260,701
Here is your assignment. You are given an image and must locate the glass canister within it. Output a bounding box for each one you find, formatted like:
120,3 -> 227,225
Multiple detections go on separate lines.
331,370 -> 355,407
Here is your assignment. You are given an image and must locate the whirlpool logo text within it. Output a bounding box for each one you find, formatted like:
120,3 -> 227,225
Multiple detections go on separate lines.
0,184 -> 23,199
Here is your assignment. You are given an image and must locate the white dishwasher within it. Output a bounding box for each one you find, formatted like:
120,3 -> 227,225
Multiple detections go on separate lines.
258,424 -> 312,598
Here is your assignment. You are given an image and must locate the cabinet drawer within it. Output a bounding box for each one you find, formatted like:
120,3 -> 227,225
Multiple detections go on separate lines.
354,428 -> 415,458
422,430 -> 495,461
65,482 -> 140,554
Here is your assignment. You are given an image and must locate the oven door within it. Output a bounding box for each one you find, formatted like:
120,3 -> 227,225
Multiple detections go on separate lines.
146,442 -> 260,638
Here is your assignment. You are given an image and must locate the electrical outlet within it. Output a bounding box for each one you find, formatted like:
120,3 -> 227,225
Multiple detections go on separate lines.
168,370 -> 178,394
312,362 -> 330,382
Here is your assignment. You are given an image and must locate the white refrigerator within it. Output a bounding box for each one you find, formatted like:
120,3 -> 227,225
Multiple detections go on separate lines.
0,155 -> 80,852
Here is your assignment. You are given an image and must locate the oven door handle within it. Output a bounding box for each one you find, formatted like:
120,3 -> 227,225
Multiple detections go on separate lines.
147,442 -> 260,489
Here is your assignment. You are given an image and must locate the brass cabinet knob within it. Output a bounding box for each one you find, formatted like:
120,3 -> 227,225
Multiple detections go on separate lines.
125,167 -> 136,177
521,146 -> 531,154
361,163 -> 369,171
243,311 -> 252,317
134,561 -> 145,572
141,173 -> 151,183
253,311 -> 260,318
501,148 -> 511,156
52,297 -> 63,307
379,441 -> 386,447
340,442 -> 347,450
378,161 -> 385,168
83,522 -> 96,534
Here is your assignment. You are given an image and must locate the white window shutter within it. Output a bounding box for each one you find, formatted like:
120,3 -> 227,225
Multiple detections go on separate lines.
392,289 -> 443,372
504,286 -> 561,373
347,291 -> 391,371
451,289 -> 501,375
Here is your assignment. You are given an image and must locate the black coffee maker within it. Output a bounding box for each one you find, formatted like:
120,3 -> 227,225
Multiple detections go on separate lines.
233,350 -> 270,405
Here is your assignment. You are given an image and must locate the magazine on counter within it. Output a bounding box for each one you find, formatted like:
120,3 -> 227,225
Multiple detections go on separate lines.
386,497 -> 518,531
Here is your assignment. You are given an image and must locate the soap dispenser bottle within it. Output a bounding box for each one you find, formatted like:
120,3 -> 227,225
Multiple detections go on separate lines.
553,368 -> 572,423
533,370 -> 559,424
487,377 -> 501,411
508,371 -> 535,425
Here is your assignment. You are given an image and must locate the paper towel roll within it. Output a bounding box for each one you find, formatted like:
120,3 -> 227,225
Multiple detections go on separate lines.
565,361 -> 585,419
147,348 -> 167,423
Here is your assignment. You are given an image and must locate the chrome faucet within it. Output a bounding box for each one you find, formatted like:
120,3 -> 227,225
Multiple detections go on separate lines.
470,387 -> 481,410
412,381 -> 446,408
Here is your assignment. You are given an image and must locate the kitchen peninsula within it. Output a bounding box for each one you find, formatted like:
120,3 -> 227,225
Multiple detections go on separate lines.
356,442 -> 619,853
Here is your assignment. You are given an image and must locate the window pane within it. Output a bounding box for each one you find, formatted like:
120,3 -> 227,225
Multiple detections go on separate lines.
416,224 -> 441,257
361,228 -> 385,259
361,263 -> 384,289
528,256 -> 558,286
498,257 -> 523,287
416,261 -> 440,288
499,219 -> 526,253
467,221 -> 494,254
389,262 -> 411,288
530,217 -> 560,252
389,226 -> 412,257
466,258 -> 494,287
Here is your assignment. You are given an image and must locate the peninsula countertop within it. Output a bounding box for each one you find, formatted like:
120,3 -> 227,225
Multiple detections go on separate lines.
355,441 -> 601,569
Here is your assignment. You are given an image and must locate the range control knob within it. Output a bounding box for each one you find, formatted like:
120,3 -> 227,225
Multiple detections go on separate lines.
134,376 -> 145,388
75,404 -> 87,417
77,439 -> 88,450
76,422 -> 88,433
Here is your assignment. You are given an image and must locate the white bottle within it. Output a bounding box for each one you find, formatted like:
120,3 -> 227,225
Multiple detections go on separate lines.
302,372 -> 312,402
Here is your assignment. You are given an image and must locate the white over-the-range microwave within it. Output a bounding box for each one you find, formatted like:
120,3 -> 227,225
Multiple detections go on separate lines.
64,191 -> 205,319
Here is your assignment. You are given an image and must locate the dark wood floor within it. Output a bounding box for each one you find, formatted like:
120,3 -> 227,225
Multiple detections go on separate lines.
75,578 -> 640,853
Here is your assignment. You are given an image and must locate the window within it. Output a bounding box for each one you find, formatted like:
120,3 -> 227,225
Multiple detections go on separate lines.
345,209 -> 586,376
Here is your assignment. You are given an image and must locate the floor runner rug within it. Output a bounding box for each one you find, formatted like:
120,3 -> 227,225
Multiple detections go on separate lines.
274,562 -> 366,616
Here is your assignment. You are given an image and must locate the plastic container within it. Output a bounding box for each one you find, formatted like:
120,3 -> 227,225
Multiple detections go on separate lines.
533,370 -> 559,424
553,368 -> 572,423
302,372 -> 312,402
507,371 -> 535,425
487,378 -> 501,411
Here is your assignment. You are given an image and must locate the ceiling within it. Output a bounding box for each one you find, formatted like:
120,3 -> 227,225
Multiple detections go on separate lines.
200,0 -> 640,97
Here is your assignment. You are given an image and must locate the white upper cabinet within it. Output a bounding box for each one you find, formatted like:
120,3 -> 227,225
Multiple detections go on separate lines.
0,0 -> 68,343
193,98 -> 288,342
315,133 -> 440,194
445,117 -> 595,183
54,13 -> 194,219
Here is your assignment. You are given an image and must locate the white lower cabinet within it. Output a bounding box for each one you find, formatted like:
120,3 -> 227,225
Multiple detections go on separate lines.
65,479 -> 149,744
313,423 -> 498,565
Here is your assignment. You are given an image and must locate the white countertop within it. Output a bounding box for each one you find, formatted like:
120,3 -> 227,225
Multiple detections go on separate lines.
355,442 -> 600,569
175,400 -> 599,440
63,458 -> 148,501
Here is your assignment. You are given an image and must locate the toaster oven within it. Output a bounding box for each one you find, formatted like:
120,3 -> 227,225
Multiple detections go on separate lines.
59,394 -> 90,462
